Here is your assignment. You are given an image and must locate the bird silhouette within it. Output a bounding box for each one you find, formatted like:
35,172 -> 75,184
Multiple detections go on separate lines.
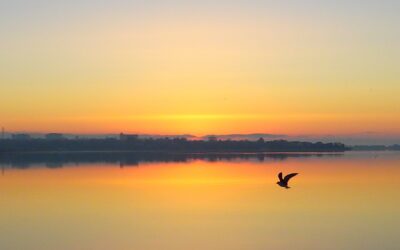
277,172 -> 298,188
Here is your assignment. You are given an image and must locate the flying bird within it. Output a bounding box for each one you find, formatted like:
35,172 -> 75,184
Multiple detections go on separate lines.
277,172 -> 298,188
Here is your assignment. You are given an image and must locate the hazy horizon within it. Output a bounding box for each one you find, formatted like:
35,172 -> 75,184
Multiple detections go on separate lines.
2,131 -> 400,145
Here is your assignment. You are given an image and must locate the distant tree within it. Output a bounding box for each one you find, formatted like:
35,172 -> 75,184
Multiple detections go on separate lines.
208,136 -> 217,142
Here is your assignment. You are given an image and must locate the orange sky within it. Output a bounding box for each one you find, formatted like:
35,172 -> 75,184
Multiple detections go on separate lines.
1,1 -> 399,135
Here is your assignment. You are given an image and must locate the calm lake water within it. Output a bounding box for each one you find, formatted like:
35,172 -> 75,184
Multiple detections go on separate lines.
1,151 -> 399,250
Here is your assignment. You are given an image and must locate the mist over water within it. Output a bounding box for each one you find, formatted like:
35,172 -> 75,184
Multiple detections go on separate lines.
1,151 -> 399,250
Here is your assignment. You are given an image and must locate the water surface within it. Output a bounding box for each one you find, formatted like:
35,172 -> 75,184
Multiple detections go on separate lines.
1,151 -> 399,250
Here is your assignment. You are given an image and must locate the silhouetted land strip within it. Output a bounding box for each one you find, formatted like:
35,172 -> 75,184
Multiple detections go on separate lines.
0,138 -> 348,153
351,144 -> 400,151
0,151 -> 344,169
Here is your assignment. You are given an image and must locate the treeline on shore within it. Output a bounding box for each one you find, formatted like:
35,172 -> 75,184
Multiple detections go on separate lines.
0,137 -> 348,153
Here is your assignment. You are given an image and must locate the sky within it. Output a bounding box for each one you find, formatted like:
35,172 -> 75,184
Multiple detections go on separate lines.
0,0 -> 399,136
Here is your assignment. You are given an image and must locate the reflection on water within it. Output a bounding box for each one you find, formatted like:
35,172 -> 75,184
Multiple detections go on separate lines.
0,151 -> 344,170
0,151 -> 399,250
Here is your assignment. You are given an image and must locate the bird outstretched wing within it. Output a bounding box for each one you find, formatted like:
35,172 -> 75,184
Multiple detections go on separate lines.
283,173 -> 298,183
278,172 -> 284,182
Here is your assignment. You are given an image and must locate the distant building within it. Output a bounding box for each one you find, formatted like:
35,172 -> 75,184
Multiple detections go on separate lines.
11,134 -> 31,140
119,133 -> 139,141
45,133 -> 65,140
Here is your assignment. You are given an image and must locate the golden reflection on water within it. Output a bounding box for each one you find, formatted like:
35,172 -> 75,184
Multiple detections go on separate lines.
1,152 -> 399,250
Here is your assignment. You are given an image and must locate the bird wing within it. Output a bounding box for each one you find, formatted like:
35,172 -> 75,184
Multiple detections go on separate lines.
283,173 -> 298,183
278,172 -> 284,182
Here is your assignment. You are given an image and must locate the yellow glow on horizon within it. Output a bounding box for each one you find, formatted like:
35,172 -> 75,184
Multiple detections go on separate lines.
3,112 -> 400,136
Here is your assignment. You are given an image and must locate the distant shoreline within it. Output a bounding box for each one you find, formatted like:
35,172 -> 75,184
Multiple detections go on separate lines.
0,138 -> 348,153
1,138 -> 399,154
0,150 -> 348,155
